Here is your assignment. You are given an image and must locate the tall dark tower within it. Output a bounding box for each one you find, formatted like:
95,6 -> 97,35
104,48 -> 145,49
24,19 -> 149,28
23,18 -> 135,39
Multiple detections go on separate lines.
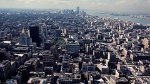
29,25 -> 41,47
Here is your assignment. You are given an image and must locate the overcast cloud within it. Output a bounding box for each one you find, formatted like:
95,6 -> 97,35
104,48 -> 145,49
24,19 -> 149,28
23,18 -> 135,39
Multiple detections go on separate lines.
0,0 -> 150,13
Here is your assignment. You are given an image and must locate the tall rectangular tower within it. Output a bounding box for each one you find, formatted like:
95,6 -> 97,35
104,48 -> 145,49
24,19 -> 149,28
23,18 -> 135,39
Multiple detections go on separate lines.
29,25 -> 42,47
76,6 -> 80,15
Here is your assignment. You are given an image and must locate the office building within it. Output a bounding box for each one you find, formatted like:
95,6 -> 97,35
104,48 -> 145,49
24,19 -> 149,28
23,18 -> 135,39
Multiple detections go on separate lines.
76,6 -> 80,15
29,25 -> 42,47
19,28 -> 31,45
0,60 -> 11,81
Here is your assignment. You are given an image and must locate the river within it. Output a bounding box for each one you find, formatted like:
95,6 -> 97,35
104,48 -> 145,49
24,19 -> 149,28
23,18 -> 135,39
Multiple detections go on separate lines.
88,12 -> 150,25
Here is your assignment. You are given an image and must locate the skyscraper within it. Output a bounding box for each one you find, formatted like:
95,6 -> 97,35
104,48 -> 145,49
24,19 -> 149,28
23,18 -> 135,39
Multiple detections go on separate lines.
29,25 -> 42,47
76,6 -> 80,15
39,23 -> 48,43
19,28 -> 31,45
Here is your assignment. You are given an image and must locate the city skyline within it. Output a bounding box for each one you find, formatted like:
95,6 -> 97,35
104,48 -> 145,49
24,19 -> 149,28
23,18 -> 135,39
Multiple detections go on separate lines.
0,0 -> 150,14
0,0 -> 150,83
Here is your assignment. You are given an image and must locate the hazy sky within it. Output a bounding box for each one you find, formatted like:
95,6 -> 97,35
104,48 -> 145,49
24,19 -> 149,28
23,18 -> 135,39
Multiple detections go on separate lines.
0,0 -> 150,13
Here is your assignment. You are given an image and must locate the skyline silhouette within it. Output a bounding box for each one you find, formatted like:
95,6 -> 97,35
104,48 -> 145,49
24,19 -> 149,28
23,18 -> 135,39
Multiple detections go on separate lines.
0,0 -> 150,14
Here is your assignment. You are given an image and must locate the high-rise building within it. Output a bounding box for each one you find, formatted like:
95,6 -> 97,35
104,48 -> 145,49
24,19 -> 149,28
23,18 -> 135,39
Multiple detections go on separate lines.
65,39 -> 80,53
0,60 -> 11,81
29,25 -> 42,47
76,6 -> 80,15
142,38 -> 149,49
19,28 -> 31,45
39,23 -> 48,43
